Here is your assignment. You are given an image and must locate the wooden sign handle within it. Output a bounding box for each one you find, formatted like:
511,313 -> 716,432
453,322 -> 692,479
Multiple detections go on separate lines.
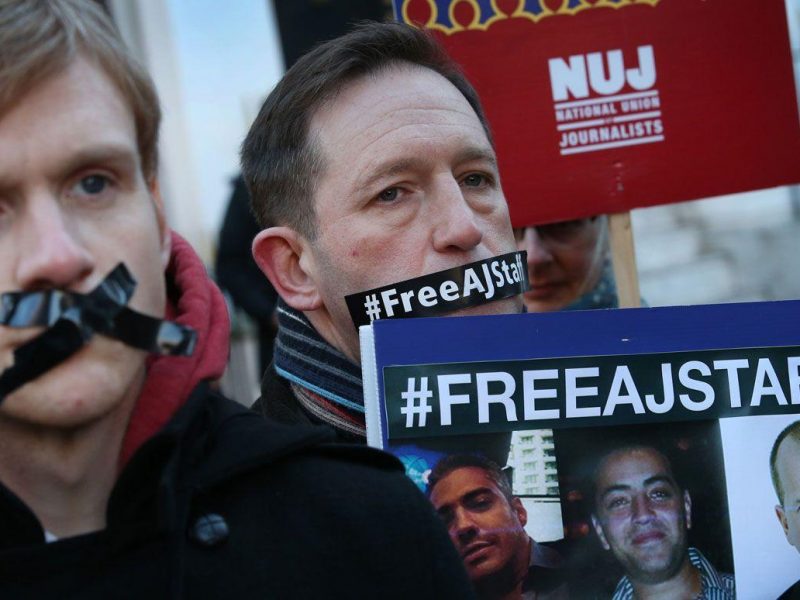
609,211 -> 642,308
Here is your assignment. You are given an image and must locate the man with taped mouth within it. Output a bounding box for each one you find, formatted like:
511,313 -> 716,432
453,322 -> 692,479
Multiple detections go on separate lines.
0,1 -> 476,597
591,446 -> 734,600
243,21 -> 524,442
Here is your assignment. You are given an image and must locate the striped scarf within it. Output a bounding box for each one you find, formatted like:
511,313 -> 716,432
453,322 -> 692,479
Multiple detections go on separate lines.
272,302 -> 366,439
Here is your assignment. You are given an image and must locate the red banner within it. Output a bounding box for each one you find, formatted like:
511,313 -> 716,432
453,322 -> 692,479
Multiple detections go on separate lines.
395,0 -> 800,226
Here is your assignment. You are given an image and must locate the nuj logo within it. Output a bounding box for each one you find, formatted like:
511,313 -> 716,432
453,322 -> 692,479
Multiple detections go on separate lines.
547,45 -> 665,156
549,45 -> 656,101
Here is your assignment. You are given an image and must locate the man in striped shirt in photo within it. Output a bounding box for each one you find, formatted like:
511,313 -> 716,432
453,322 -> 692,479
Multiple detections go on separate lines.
591,445 -> 735,600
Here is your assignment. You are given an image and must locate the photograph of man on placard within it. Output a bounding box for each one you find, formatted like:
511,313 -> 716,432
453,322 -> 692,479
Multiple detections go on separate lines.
721,414 -> 800,599
391,427 -> 566,599
427,453 -> 568,600
771,419 -> 800,599
553,420 -> 735,599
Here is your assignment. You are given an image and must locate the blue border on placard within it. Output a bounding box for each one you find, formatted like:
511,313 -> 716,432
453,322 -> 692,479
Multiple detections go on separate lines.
371,300 -> 800,446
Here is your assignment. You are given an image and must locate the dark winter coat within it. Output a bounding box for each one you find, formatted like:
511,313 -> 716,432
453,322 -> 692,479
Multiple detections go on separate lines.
0,383 -> 476,599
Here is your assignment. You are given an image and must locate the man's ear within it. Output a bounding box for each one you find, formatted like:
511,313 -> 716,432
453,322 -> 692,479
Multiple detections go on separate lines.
591,514 -> 611,551
683,490 -> 692,530
776,505 -> 790,538
148,177 -> 171,268
252,227 -> 322,311
511,497 -> 528,528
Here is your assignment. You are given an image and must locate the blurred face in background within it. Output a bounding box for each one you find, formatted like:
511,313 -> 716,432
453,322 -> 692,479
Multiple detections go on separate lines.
514,217 -> 605,312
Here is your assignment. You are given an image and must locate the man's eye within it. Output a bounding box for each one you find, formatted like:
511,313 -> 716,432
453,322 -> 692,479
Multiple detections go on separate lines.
540,219 -> 587,238
377,187 -> 399,202
462,173 -> 487,187
650,488 -> 672,502
82,175 -> 108,194
465,494 -> 493,511
70,174 -> 111,198
606,497 -> 629,511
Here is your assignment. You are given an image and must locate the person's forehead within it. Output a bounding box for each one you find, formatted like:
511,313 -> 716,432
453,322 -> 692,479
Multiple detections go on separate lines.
0,56 -> 139,181
432,466 -> 502,505
309,64 -> 488,163
596,447 -> 674,489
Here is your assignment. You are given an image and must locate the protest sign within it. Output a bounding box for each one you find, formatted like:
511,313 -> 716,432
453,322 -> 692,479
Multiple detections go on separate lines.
394,0 -> 800,227
361,300 -> 800,597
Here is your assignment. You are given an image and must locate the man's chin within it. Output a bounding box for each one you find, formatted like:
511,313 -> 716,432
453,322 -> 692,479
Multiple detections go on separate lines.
0,339 -> 146,429
466,556 -> 503,582
625,548 -> 686,584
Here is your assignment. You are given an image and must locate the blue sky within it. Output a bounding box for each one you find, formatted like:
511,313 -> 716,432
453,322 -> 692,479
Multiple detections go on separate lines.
166,0 -> 285,234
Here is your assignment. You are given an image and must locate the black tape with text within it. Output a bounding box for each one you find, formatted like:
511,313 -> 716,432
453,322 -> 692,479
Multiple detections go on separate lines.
345,251 -> 528,328
382,345 -> 800,439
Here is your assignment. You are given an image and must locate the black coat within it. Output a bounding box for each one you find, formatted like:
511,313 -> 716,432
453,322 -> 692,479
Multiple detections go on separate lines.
0,384 -> 475,599
780,579 -> 800,600
215,176 -> 279,371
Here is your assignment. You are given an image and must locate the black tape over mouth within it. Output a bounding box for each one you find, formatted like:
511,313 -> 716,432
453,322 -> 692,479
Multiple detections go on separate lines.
0,263 -> 196,401
345,251 -> 529,328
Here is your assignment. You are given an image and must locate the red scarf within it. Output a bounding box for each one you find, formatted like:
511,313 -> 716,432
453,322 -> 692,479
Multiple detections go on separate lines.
118,231 -> 230,467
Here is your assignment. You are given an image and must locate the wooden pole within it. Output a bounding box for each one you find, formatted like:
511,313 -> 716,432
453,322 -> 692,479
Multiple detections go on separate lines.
609,211 -> 642,308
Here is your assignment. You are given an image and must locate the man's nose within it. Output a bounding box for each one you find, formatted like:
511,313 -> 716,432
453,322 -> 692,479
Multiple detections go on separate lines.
519,227 -> 553,267
452,508 -> 479,543
15,196 -> 94,290
431,178 -> 484,253
630,494 -> 656,524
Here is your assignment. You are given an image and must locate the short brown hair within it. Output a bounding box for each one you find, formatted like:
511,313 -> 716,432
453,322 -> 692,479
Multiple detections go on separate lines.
240,20 -> 492,239
0,0 -> 161,180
